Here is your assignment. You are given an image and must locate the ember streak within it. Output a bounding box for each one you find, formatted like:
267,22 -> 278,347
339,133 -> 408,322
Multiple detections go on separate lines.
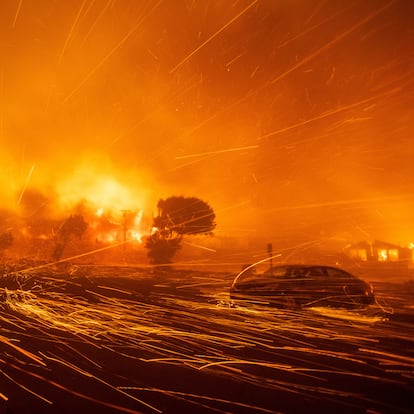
0,0 -> 413,244
0,267 -> 413,413
0,1 -> 414,412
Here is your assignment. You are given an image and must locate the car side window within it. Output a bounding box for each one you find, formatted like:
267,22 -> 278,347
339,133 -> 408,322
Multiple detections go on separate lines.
290,267 -> 307,278
261,266 -> 288,281
270,267 -> 288,277
325,267 -> 352,280
306,267 -> 326,278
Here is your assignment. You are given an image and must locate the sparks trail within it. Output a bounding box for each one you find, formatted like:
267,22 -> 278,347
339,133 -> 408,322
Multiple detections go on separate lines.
4,241 -> 132,278
225,50 -> 248,68
110,75 -> 203,149
175,145 -> 259,160
269,0 -> 397,85
1,369 -> 53,405
57,0 -> 89,65
79,0 -> 114,49
261,194 -> 414,213
277,3 -> 353,49
120,387 -> 281,414
1,264 -> 413,412
259,88 -> 402,140
16,164 -> 35,205
169,0 -> 259,74
62,0 -> 163,104
170,0 -> 398,145
183,242 -> 216,253
12,0 -> 23,28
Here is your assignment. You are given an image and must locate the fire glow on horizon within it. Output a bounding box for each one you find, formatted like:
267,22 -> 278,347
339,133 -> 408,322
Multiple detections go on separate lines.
0,0 -> 413,247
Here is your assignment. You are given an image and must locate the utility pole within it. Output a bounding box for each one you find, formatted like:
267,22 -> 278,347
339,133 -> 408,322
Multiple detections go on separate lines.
121,210 -> 131,250
267,243 -> 273,275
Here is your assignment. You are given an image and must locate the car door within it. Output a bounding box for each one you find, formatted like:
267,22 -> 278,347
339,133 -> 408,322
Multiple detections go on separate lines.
300,266 -> 330,306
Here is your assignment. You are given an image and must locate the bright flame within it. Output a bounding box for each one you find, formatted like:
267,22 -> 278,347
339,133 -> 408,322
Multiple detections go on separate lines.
378,249 -> 388,261
102,232 -> 116,243
134,210 -> 143,226
130,231 -> 142,243
57,163 -> 144,212
54,163 -> 149,245
93,208 -> 144,245
131,210 -> 143,243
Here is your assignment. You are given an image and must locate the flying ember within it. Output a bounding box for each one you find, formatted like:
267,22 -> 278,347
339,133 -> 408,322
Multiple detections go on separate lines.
0,1 -> 413,413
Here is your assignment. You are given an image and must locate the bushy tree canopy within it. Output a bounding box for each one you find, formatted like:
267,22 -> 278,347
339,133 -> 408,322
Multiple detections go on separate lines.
53,214 -> 88,260
154,196 -> 216,237
60,214 -> 88,240
145,196 -> 216,264
145,233 -> 182,265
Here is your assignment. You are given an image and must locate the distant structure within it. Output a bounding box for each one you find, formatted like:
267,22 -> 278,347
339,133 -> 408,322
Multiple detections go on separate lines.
345,240 -> 413,264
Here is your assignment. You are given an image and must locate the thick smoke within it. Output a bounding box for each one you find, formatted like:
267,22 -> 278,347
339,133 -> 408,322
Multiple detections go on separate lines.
0,0 -> 413,249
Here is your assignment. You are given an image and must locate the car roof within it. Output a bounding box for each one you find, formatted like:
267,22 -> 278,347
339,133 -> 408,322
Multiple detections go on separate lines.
266,264 -> 347,271
280,264 -> 335,268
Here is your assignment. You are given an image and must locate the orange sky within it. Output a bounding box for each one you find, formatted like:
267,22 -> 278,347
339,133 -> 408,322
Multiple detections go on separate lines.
0,0 -> 413,245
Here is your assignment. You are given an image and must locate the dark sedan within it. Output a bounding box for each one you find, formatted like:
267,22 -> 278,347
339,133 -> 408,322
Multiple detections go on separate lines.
230,264 -> 375,309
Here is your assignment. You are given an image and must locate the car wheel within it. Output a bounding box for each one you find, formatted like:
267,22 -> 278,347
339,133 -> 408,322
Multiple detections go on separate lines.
343,285 -> 365,307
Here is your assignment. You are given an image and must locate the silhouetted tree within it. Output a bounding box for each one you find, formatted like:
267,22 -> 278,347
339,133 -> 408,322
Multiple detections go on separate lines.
53,214 -> 88,260
145,233 -> 182,264
145,196 -> 216,264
